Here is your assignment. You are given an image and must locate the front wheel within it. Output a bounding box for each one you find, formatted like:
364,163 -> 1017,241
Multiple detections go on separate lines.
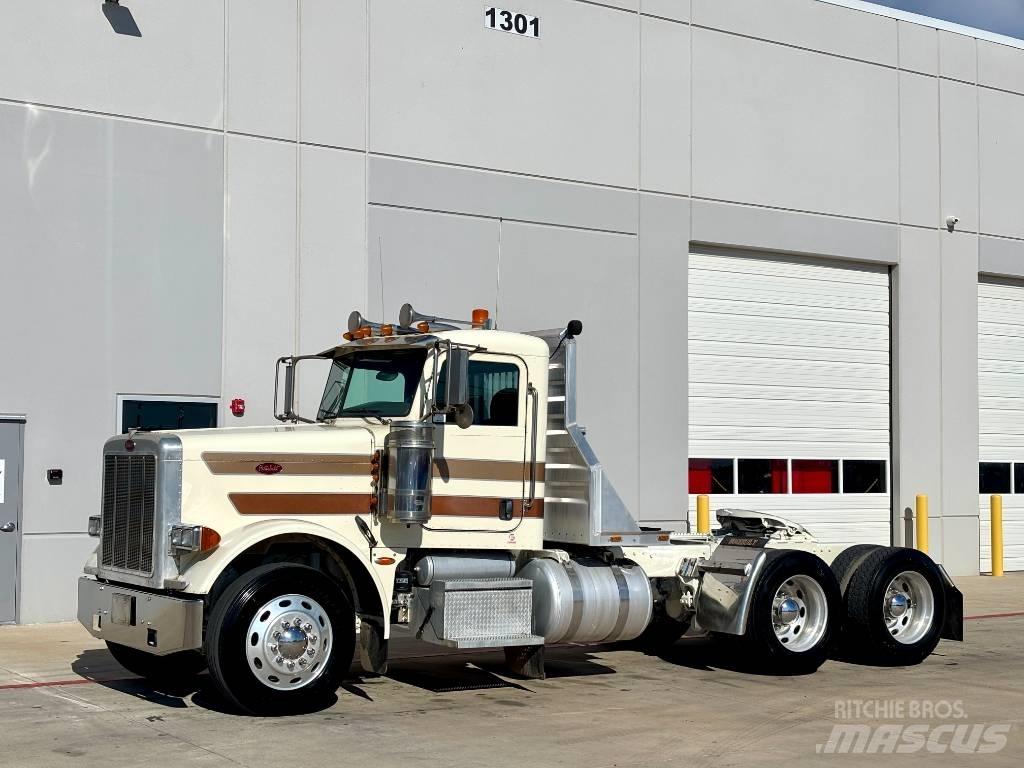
206,563 -> 355,715
843,547 -> 945,666
743,551 -> 841,673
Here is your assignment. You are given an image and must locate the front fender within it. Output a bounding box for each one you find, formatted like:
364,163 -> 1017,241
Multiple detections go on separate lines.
179,518 -> 394,636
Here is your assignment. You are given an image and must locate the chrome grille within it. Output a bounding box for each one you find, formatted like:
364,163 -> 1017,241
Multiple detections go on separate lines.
101,454 -> 156,574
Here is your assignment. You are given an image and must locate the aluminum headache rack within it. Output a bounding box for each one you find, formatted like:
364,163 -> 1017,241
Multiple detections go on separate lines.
529,329 -> 666,547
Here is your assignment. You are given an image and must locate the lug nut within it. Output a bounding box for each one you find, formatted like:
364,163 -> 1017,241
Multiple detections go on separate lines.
272,631 -> 281,640
309,635 -> 317,644
307,648 -> 315,657
304,623 -> 313,632
298,658 -> 307,667
286,661 -> 294,670
270,644 -> 278,654
275,656 -> 284,664
282,620 -> 290,629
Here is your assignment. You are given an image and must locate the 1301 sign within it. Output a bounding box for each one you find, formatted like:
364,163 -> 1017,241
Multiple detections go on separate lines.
485,6 -> 540,38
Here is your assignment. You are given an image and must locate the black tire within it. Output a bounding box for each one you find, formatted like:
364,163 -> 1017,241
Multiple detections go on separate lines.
830,544 -> 883,593
206,563 -> 355,715
744,551 -> 841,674
843,547 -> 945,666
106,642 -> 206,686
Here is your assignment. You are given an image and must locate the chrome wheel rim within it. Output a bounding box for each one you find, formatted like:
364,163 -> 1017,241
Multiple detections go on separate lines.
884,571 -> 934,645
246,593 -> 333,691
772,574 -> 828,653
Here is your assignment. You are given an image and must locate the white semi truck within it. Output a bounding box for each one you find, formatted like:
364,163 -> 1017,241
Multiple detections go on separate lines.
78,305 -> 963,714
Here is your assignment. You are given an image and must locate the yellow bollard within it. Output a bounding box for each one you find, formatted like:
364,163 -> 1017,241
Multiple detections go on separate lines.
915,494 -> 929,554
696,494 -> 710,535
991,495 -> 1004,577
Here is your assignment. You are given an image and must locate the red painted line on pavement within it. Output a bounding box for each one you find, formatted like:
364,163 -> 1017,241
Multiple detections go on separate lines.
0,677 -> 132,691
965,610 -> 1024,620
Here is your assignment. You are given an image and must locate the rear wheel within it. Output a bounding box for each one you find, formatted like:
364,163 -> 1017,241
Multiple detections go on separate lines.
206,563 -> 355,715
843,547 -> 944,666
106,642 -> 205,686
744,551 -> 841,673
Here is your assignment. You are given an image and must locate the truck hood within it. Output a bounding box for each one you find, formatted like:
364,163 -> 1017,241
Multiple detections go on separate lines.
155,422 -> 382,462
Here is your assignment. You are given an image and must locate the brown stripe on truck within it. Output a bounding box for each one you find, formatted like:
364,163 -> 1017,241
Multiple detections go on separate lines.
229,492 -> 543,518
203,452 -> 371,476
205,451 -> 544,482
433,459 -> 545,483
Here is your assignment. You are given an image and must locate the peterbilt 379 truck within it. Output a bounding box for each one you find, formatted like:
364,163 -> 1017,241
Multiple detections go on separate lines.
78,304 -> 963,715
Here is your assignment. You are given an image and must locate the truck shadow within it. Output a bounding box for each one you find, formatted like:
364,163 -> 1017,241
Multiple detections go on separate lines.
640,636 -> 822,676
71,644 -> 619,715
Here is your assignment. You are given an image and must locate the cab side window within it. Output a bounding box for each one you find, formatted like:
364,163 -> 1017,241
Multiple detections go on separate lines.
437,360 -> 520,426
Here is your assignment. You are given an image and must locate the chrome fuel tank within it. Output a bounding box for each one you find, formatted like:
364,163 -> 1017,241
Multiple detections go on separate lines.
518,557 -> 652,644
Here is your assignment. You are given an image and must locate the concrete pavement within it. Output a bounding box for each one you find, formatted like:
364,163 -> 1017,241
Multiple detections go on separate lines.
1,574 -> 1022,768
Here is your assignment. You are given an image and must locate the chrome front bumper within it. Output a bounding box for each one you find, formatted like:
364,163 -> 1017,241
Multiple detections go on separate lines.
77,577 -> 204,656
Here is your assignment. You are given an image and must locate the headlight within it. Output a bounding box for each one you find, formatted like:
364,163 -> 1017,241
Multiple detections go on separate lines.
88,515 -> 102,538
169,524 -> 221,553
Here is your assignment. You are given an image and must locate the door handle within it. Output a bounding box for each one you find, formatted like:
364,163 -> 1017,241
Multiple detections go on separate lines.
0,522 -> 16,533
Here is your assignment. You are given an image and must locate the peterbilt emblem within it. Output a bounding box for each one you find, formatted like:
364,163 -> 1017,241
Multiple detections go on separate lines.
255,462 -> 283,475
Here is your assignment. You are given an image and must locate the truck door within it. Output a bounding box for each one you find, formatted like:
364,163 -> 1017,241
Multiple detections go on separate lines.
430,352 -> 531,533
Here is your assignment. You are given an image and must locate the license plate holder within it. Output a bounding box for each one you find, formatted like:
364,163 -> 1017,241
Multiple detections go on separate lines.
111,593 -> 136,626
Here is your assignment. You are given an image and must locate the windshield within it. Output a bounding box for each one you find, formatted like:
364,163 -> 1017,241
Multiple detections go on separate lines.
317,348 -> 427,420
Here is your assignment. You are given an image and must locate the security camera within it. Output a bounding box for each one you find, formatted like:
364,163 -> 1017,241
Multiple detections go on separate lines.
945,216 -> 959,233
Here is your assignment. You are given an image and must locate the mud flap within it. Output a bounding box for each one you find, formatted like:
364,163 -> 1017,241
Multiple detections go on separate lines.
504,644 -> 545,680
937,565 -> 964,641
358,618 -> 389,675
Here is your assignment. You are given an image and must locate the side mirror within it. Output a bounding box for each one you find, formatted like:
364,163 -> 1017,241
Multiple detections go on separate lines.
274,355 -> 325,424
434,346 -> 472,429
445,347 -> 470,409
274,357 -> 298,422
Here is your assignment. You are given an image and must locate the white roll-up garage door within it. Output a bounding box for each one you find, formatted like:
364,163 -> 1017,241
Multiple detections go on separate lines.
978,279 -> 1024,572
688,250 -> 892,545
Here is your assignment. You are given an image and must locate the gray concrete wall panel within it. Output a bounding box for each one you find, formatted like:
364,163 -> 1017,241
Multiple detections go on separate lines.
640,16 -> 690,196
367,156 -> 638,234
978,41 -> 1024,95
497,223 -> 640,514
692,0 -> 898,67
297,146 -> 367,411
691,200 -> 899,265
892,228 -> 943,546
898,20 -> 938,76
227,0 -> 298,140
939,29 -> 978,83
300,0 -> 367,150
939,232 -> 980,575
638,194 -> 689,527
368,0 -> 639,188
691,28 -> 900,222
224,136 -> 297,426
899,72 -> 941,229
18,534 -> 98,624
0,0 -> 224,129
939,79 -> 980,233
0,104 -> 223,537
980,236 -> 1024,279
642,0 -> 690,23
979,88 -> 1024,240
366,207 -> 500,325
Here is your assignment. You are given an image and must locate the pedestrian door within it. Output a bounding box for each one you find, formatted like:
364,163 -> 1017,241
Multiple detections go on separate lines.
0,419 -> 24,624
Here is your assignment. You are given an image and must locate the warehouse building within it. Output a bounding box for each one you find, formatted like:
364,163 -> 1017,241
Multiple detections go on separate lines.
1,0 -> 1023,623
